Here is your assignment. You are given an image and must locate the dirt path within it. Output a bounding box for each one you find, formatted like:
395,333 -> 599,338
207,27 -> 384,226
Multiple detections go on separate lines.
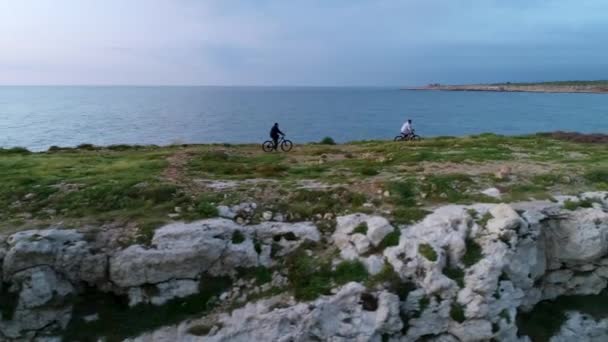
162,149 -> 195,184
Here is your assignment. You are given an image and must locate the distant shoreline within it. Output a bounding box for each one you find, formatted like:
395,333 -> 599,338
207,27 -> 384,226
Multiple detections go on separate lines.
404,81 -> 608,94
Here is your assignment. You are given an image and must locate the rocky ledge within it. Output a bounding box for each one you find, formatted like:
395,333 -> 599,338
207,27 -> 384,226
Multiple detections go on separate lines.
1,192 -> 608,341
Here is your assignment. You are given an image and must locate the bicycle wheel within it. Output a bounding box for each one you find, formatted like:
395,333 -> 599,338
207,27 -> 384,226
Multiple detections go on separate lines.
281,139 -> 293,152
410,135 -> 421,141
394,135 -> 404,142
262,141 -> 275,152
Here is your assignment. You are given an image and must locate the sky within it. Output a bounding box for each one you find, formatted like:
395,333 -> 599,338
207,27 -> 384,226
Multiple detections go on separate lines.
1,0 -> 608,86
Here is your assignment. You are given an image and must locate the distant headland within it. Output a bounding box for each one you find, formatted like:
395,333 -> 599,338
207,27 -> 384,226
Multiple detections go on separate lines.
405,80 -> 608,94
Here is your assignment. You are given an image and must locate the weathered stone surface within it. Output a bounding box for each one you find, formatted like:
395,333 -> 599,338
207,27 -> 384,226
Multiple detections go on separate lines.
4,193 -> 608,341
110,219 -> 319,287
2,229 -> 91,282
545,208 -> 608,263
551,312 -> 608,342
128,283 -> 402,342
0,266 -> 74,338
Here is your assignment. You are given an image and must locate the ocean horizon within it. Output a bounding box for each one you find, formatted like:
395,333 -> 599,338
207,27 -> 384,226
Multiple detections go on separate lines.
1,86 -> 607,151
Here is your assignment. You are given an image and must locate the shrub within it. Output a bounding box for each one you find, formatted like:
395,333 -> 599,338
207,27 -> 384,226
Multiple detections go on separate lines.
360,167 -> 379,176
333,260 -> 368,285
197,201 -> 218,218
0,147 -> 31,155
390,181 -> 417,206
392,208 -> 430,225
76,143 -> 96,150
378,229 -> 401,249
444,267 -> 465,288
286,249 -> 332,300
450,302 -> 466,323
231,230 -> 245,244
585,169 -> 608,184
351,222 -> 368,235
418,243 -> 437,262
319,137 -> 336,145
462,239 -> 483,267
564,198 -> 597,211
476,212 -> 493,227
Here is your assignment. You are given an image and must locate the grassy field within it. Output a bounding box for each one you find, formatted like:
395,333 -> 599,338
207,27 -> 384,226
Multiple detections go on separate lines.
0,133 -> 606,241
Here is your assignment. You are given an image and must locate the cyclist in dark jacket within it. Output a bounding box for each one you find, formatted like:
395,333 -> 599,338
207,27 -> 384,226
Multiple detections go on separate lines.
269,123 -> 285,149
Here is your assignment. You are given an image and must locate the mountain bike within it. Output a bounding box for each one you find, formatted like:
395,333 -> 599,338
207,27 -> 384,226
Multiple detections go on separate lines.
394,129 -> 422,142
262,135 -> 293,152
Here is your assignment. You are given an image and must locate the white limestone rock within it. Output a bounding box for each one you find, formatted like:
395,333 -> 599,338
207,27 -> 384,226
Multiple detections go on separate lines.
2,229 -> 92,282
544,208 -> 608,264
128,283 -> 402,342
481,187 -> 502,199
333,214 -> 396,259
550,312 -> 608,342
110,219 -> 319,287
0,266 -> 74,338
366,216 -> 394,246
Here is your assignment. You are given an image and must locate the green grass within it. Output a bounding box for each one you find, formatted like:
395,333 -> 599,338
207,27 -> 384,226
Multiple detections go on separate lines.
392,208 -> 430,225
476,212 -> 493,228
238,266 -> 273,285
420,174 -> 475,203
231,230 -> 245,244
444,266 -> 465,288
359,166 -> 379,176
390,181 -> 417,206
187,151 -> 288,179
418,243 -> 438,262
333,260 -> 368,285
366,264 -> 417,300
585,169 -> 608,184
280,188 -> 366,221
351,222 -> 368,235
285,247 -> 368,301
0,147 -> 176,232
285,247 -> 333,300
2,134 -> 606,237
563,199 -> 597,211
378,229 -> 401,249
462,239 -> 483,267
450,302 -> 466,323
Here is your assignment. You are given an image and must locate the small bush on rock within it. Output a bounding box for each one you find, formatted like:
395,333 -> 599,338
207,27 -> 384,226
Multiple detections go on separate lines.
352,222 -> 368,235
418,243 -> 437,262
462,239 -> 483,267
286,249 -> 332,300
378,229 -> 401,249
334,260 -> 368,285
444,266 -> 465,288
231,230 -> 245,244
450,302 -> 466,323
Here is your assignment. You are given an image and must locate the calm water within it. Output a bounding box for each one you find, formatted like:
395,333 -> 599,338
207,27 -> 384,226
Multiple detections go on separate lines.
1,86 -> 607,151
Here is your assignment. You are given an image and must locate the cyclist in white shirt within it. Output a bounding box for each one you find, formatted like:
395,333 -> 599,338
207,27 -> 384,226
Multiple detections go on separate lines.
400,119 -> 413,136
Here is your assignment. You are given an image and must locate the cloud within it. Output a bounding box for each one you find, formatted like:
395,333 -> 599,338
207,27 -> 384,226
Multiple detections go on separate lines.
1,0 -> 607,85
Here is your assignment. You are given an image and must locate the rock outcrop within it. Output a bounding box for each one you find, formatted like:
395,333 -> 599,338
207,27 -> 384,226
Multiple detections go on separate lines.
1,192 -> 607,341
0,219 -> 319,339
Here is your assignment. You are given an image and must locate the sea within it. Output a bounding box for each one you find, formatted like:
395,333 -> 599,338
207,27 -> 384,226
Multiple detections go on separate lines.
0,86 -> 607,151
